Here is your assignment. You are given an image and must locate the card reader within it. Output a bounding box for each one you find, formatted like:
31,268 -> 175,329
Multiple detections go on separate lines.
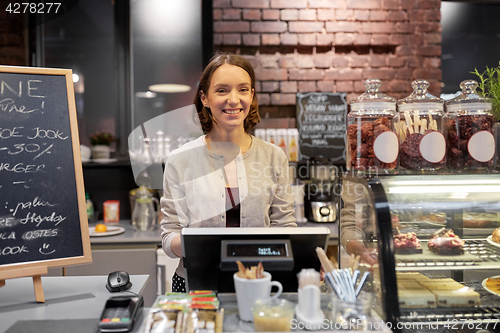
98,295 -> 144,333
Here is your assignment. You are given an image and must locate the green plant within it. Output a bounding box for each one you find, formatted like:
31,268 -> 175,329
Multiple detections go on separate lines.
472,61 -> 500,121
90,131 -> 114,146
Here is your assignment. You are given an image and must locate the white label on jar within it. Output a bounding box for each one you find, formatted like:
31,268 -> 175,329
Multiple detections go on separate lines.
373,131 -> 398,163
468,130 -> 495,162
419,131 -> 446,163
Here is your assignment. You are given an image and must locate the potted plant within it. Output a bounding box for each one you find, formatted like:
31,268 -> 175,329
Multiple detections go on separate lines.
472,61 -> 500,120
90,131 -> 114,159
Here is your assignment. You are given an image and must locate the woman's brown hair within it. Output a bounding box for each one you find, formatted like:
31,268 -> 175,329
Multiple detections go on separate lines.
194,53 -> 260,134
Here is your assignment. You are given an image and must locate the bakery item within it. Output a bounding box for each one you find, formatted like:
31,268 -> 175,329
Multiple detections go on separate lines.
428,229 -> 464,255
463,212 -> 499,228
492,228 -> 500,244
398,289 -> 437,308
396,272 -> 430,281
430,289 -> 480,307
419,279 -> 465,290
484,277 -> 500,294
416,213 -> 446,224
394,232 -> 422,254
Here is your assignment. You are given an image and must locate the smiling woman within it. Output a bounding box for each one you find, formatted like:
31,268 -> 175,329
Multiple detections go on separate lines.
160,53 -> 297,292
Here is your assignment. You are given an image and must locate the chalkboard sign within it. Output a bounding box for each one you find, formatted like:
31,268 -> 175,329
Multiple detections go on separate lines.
0,66 -> 91,275
296,92 -> 347,162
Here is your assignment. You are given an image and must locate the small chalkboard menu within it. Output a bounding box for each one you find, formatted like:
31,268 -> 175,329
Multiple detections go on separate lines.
296,92 -> 347,162
0,66 -> 91,293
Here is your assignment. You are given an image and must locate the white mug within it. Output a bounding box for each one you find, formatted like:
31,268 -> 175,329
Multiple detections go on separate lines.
233,271 -> 283,322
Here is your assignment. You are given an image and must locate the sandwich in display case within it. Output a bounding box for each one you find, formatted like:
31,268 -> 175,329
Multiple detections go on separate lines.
340,174 -> 500,332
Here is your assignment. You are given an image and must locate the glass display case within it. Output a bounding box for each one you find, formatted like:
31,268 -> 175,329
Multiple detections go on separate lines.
340,174 -> 500,332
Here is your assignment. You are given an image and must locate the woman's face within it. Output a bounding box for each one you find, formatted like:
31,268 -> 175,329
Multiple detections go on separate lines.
200,64 -> 254,133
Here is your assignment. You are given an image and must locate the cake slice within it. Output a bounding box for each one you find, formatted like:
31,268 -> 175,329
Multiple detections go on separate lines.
430,289 -> 480,307
398,281 -> 426,290
394,232 -> 423,254
419,279 -> 465,290
396,272 -> 430,281
398,289 -> 437,308
428,229 -> 464,255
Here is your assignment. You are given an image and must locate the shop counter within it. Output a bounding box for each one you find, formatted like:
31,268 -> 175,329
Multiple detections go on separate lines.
0,275 -> 149,333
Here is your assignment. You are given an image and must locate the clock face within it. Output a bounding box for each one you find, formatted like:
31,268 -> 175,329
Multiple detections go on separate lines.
227,243 -> 287,257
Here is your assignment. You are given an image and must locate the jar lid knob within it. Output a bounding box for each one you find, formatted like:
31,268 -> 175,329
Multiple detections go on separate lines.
411,80 -> 429,95
460,80 -> 478,94
364,78 -> 382,93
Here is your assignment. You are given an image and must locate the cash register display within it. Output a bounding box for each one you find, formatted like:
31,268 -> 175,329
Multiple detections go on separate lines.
227,243 -> 287,257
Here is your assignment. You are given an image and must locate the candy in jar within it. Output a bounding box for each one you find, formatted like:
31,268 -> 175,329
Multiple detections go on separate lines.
347,79 -> 399,172
445,80 -> 496,171
396,80 -> 446,171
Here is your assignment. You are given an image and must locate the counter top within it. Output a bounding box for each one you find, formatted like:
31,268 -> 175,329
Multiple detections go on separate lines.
0,275 -> 150,333
88,220 -> 338,245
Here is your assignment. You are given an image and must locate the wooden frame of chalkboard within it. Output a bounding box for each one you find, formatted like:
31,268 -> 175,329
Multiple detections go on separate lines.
0,66 -> 92,292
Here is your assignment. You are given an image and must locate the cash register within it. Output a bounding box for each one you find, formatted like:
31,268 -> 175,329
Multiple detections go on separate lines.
181,227 -> 330,292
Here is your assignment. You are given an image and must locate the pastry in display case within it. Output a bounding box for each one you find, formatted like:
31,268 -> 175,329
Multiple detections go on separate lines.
340,174 -> 500,332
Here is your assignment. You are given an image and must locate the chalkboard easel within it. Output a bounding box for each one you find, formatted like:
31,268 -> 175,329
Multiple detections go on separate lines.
0,66 -> 92,302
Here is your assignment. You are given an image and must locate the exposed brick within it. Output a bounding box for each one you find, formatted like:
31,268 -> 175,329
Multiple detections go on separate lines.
317,80 -> 334,92
371,34 -> 390,45
335,33 -> 356,45
243,34 -> 261,45
262,81 -> 280,92
354,80 -> 366,92
413,68 -> 441,81
369,10 -> 387,21
387,55 -> 406,67
397,22 -> 415,34
223,9 -> 241,20
232,0 -> 270,8
298,34 -> 316,45
298,81 -> 317,92
213,0 -> 231,8
296,55 -> 314,68
270,0 -> 307,9
281,9 -> 299,21
213,9 -> 222,20
289,22 -> 324,33
260,55 -> 280,68
387,10 -> 407,21
361,22 -> 396,33
214,33 -> 223,45
425,32 -> 441,45
255,81 -> 262,93
416,45 -> 441,57
363,68 -> 396,80
389,34 -> 410,45
423,57 -> 441,68
354,34 -> 371,45
370,55 -> 387,67
417,0 -> 440,10
408,10 -> 425,21
251,21 -> 287,33
214,21 -> 250,32
424,10 -> 441,22
257,93 -> 271,105
326,21 -> 361,33
336,81 -> 354,92
317,9 -> 334,21
223,34 -> 241,45
256,68 -> 288,80
400,0 -> 415,10
309,0 -> 343,8
382,0 -> 399,10
350,55 -> 369,67
428,81 -> 441,95
243,55 -> 259,69
407,56 -> 422,68
299,9 -> 317,21
289,69 -> 324,80
317,33 -> 334,45
418,23 -> 441,34
354,10 -> 370,21
243,9 -> 261,20
279,55 -> 296,68
346,0 -> 381,9
281,81 -> 298,93
262,9 -> 280,20
328,68 -> 363,80
332,56 -> 349,67
280,33 -> 298,45
262,34 -> 281,45
314,54 -> 333,68
395,45 -> 414,56
336,9 -> 353,21
387,79 -> 409,92
271,93 -> 296,105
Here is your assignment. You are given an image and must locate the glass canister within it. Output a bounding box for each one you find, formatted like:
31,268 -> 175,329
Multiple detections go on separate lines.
347,79 -> 399,173
445,80 -> 496,171
396,80 -> 446,172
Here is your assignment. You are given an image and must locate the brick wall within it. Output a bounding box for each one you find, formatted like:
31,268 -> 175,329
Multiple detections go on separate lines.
213,0 -> 442,119
0,11 -> 25,66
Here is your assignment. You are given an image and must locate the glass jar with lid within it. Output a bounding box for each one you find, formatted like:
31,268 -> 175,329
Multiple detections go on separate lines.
347,78 -> 399,173
445,80 -> 496,171
396,79 -> 446,172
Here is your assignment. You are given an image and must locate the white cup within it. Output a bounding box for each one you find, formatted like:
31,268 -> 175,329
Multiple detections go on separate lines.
233,271 -> 283,322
